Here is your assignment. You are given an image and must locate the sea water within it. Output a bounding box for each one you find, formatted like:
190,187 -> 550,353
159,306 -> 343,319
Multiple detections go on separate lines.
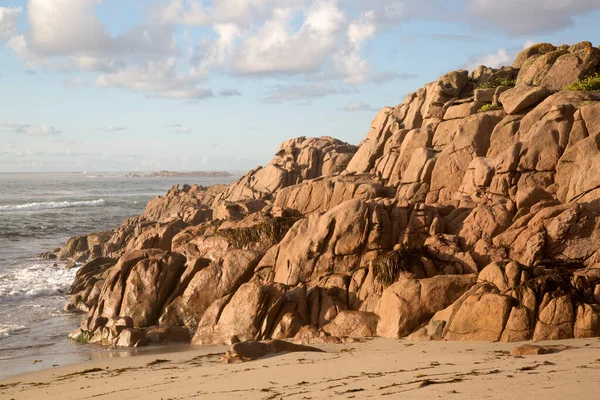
0,172 -> 238,378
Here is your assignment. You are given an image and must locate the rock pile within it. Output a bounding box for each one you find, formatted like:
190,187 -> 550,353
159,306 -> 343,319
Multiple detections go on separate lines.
60,42 -> 600,347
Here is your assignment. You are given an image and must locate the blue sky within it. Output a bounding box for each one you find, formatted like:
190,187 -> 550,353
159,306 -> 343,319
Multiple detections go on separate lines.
0,0 -> 599,172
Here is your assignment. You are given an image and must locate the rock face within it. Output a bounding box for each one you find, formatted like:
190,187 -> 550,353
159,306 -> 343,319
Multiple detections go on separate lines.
62,42 -> 600,347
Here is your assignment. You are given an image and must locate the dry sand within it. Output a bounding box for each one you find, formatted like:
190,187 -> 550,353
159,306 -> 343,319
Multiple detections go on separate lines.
1,338 -> 600,399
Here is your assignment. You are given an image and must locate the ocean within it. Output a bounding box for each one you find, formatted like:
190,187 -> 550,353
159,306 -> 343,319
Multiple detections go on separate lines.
0,172 -> 238,378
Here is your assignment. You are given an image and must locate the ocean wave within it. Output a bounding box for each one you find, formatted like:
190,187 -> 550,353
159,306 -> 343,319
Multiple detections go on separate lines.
0,324 -> 28,338
0,263 -> 78,303
0,199 -> 106,212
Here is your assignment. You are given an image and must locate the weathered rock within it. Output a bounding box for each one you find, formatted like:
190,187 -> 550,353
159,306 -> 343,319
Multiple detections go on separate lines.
192,282 -> 284,345
159,250 -> 263,331
427,111 -> 505,204
63,42 -> 600,348
65,257 -> 117,312
377,274 -> 476,338
541,47 -> 600,90
501,307 -> 532,342
498,86 -> 551,115
513,43 -> 556,69
225,136 -> 357,201
223,339 -> 324,363
533,295 -> 574,341
273,174 -> 384,215
346,109 -> 395,173
322,311 -> 379,337
87,250 -> 186,328
271,199 -> 372,286
574,303 -> 600,338
510,344 -> 569,356
444,284 -> 513,342
115,328 -> 146,347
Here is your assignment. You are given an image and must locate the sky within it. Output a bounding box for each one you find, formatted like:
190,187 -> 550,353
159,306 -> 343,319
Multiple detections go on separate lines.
0,0 -> 599,172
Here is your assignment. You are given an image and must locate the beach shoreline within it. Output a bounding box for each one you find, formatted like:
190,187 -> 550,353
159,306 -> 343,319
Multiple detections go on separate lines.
2,338 -> 600,399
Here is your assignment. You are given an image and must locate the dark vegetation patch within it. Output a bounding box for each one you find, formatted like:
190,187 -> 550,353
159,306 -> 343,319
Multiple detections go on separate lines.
217,216 -> 302,248
521,262 -> 584,302
372,246 -> 428,287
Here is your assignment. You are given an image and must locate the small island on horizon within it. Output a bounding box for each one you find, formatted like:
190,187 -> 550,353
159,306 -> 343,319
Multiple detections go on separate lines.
139,171 -> 232,177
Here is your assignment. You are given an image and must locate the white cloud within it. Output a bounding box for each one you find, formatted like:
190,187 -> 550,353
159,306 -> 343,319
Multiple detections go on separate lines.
466,49 -> 511,70
469,0 -> 600,35
98,126 -> 127,132
0,6 -> 21,41
333,10 -> 376,84
220,89 -> 242,96
371,71 -> 417,84
523,38 -> 537,49
163,123 -> 192,134
466,38 -> 540,70
342,101 -> 377,112
190,23 -> 240,77
23,0 -> 177,57
7,35 -> 48,67
154,0 -> 278,26
1,122 -> 61,136
64,77 -> 81,88
233,2 -> 345,75
95,58 -> 214,99
265,83 -> 347,103
7,0 -> 186,99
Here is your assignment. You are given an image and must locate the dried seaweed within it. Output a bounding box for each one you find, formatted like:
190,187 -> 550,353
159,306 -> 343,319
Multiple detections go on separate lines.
372,246 -> 428,287
217,216 -> 302,248
521,261 -> 584,302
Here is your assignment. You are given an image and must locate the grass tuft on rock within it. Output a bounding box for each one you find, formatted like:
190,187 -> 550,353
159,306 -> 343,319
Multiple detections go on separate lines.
372,246 -> 427,287
564,74 -> 600,91
479,103 -> 503,112
478,78 -> 516,89
218,217 -> 302,248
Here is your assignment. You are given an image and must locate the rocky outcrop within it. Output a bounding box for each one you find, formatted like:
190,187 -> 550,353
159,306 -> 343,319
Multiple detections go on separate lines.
61,42 -> 600,347
223,136 -> 357,202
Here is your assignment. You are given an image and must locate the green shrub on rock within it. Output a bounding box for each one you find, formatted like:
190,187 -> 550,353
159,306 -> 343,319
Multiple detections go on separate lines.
479,103 -> 502,112
564,74 -> 600,91
478,78 -> 516,89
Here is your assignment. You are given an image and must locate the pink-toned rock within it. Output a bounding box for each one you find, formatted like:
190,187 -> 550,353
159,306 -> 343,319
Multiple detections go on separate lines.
322,311 -> 379,337
498,86 -> 551,115
377,274 -> 476,338
533,295 -> 574,341
444,285 -> 513,342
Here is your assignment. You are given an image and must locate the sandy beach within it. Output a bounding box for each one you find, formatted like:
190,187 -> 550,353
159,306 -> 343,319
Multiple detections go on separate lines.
2,338 -> 600,399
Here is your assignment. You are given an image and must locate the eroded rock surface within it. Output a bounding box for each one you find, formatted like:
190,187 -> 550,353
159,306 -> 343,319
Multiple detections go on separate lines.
61,42 -> 600,347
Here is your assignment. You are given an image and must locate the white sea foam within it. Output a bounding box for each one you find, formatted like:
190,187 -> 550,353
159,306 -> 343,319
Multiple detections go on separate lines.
0,263 -> 78,302
0,199 -> 105,212
0,324 -> 28,338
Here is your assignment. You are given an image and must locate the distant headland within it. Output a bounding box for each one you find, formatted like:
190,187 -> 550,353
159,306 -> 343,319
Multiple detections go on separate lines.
150,171 -> 232,177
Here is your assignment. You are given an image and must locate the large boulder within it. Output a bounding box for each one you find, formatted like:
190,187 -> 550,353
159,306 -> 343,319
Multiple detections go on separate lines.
443,284 -> 513,342
376,274 -> 476,338
322,311 -> 379,337
159,250 -> 263,331
224,136 -> 357,202
273,173 -> 384,215
88,250 -> 186,328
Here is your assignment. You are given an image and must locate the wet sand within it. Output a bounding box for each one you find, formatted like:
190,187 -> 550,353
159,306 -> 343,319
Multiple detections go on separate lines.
2,338 -> 600,399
